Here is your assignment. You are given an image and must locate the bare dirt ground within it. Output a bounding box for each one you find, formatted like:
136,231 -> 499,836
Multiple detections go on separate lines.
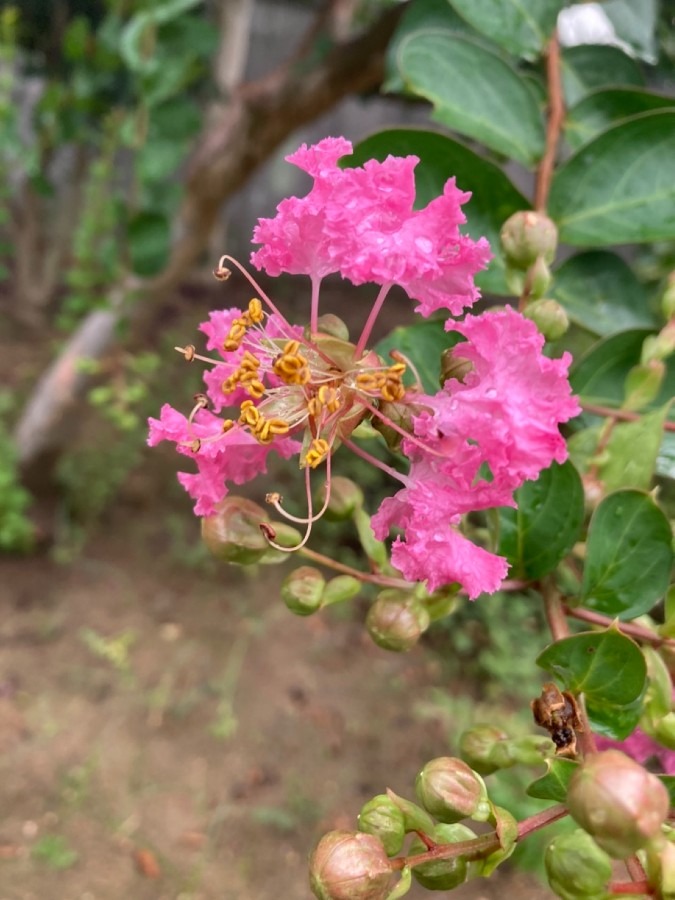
0,502 -> 550,900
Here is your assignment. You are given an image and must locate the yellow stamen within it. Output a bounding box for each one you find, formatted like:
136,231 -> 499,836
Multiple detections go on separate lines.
304,438 -> 330,469
248,298 -> 264,323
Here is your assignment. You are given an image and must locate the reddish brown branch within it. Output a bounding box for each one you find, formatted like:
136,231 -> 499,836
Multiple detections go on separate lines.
564,604 -> 675,649
535,30 -> 564,212
582,402 -> 675,432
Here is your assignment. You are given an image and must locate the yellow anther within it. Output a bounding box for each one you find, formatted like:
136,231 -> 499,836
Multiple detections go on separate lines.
224,321 -> 248,352
273,347 -> 310,385
283,340 -> 301,355
255,420 -> 273,443
240,350 -> 260,371
248,298 -> 264,323
381,380 -> 406,403
318,385 -> 340,413
222,372 -> 241,394
304,438 -> 330,469
388,362 -> 407,377
189,439 -> 201,452
222,419 -> 235,433
245,379 -> 265,399
239,400 -> 260,427
179,344 -> 196,362
307,396 -> 321,418
267,418 -> 290,435
355,372 -> 382,392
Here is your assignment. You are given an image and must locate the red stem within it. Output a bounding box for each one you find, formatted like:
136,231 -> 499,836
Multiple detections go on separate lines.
535,30 -> 564,212
582,402 -> 675,433
564,604 -> 675,649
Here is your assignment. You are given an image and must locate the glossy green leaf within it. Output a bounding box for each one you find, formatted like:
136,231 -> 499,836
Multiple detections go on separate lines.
447,0 -> 563,60
526,759 -> 578,802
498,461 -> 584,579
561,44 -> 644,107
549,112 -> 675,246
588,694 -> 644,740
350,128 -> 530,295
551,251 -> 656,336
120,0 -> 202,73
603,0 -> 658,62
581,490 -> 673,620
375,318 -> 463,394
384,0 -> 474,94
537,629 -> 647,708
128,211 -> 170,277
396,31 -> 545,166
565,88 -> 675,151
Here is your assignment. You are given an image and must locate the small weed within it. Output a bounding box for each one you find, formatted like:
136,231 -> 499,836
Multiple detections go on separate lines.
31,835 -> 78,870
80,627 -> 137,687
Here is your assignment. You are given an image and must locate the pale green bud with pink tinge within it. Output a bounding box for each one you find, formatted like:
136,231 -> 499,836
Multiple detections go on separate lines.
500,210 -> 558,270
366,589 -> 430,652
523,298 -> 569,342
545,829 -> 612,900
415,757 -> 491,824
281,565 -> 325,616
201,496 -> 301,565
309,831 -> 395,900
357,795 -> 406,857
319,476 -> 364,521
459,726 -> 553,775
623,360 -> 666,411
566,749 -> 669,859
408,822 -> 475,891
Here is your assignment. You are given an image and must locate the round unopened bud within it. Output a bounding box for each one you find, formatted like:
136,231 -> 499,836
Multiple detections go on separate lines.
409,823 -> 475,891
201,497 -> 269,565
566,749 -> 669,858
500,211 -> 558,269
281,566 -> 325,616
545,829 -> 612,900
322,575 -> 361,606
366,590 -> 430,652
459,725 -> 510,775
321,476 -> 364,521
416,757 -> 490,824
309,831 -> 394,900
523,298 -> 569,341
440,351 -> 473,388
372,400 -> 414,452
358,795 -> 406,857
312,314 -> 351,341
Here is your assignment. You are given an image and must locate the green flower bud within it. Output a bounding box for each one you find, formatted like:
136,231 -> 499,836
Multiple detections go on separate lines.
566,749 -> 669,858
500,210 -> 558,269
645,835 -> 675,900
358,795 -> 406,857
545,829 -> 612,900
201,497 -> 270,565
523,298 -> 569,341
320,476 -> 364,521
309,831 -> 394,900
385,788 -> 436,834
409,823 -> 475,891
372,400 -> 414,452
623,360 -> 665,411
440,351 -> 473,388
641,321 -> 675,363
662,272 -> 675,319
312,314 -> 351,341
529,256 -> 553,299
366,590 -> 430,652
281,566 -> 325,616
459,725 -> 510,775
415,757 -> 491,824
322,575 -> 362,607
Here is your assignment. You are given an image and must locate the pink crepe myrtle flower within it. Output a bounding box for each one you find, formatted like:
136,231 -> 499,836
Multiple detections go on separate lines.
149,137 -> 578,596
597,730 -> 675,775
251,137 -> 491,327
371,308 -> 580,598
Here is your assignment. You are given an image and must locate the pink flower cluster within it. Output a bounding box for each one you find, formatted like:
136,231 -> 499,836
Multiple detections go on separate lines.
597,730 -> 675,775
149,137 -> 579,599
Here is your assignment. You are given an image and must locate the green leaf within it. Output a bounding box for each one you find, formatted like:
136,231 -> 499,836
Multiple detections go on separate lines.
526,759 -> 578,802
127,211 -> 171,277
375,317 -> 463,394
597,404 -> 672,492
384,0 -> 474,94
561,44 -> 644,107
549,112 -> 675,246
536,629 -> 647,736
120,0 -> 202,73
498,461 -> 584,580
551,251 -> 657,336
565,88 -> 675,151
396,31 -> 545,166
350,128 -> 530,295
446,0 -> 563,60
602,0 -> 657,62
581,490 -> 673,620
